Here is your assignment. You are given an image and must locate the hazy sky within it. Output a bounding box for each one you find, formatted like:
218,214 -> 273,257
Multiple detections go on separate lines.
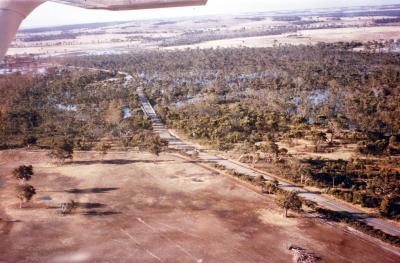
21,0 -> 400,28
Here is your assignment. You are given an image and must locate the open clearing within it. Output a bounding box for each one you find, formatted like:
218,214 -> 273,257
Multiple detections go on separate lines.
0,150 -> 399,262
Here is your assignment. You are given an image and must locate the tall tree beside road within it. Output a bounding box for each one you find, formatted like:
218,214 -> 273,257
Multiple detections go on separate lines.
275,191 -> 302,217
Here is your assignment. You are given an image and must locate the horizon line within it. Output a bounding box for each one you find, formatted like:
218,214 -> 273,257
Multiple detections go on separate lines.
19,3 -> 400,30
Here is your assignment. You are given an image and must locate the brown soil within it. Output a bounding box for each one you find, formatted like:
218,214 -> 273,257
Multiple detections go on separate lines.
0,149 -> 398,262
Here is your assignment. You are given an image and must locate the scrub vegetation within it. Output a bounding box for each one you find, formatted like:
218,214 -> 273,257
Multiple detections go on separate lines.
0,68 -> 166,156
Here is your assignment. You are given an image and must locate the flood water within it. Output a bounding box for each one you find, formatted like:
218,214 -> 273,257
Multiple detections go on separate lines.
56,104 -> 77,112
122,107 -> 132,118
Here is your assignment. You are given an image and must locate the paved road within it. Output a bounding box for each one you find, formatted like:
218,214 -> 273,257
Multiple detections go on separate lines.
137,87 -> 400,237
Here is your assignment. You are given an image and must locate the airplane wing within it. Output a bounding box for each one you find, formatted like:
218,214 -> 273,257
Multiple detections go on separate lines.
0,0 -> 208,60
53,0 -> 207,10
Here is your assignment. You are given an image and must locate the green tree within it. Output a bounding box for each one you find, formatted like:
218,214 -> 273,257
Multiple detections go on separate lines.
380,196 -> 398,218
12,165 -> 33,183
16,184 -> 36,208
98,142 -> 112,159
260,141 -> 280,159
388,135 -> 400,153
310,129 -> 327,153
299,166 -> 312,185
275,190 -> 302,217
145,135 -> 168,156
327,120 -> 341,143
23,136 -> 37,147
50,138 -> 74,163
263,179 -> 279,194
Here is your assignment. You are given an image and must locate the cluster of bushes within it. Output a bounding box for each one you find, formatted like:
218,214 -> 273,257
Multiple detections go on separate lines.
217,164 -> 267,188
327,188 -> 381,207
214,163 -> 293,198
380,196 -> 400,219
358,140 -> 388,155
358,135 -> 400,155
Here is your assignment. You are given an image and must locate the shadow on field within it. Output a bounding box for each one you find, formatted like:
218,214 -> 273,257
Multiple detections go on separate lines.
71,159 -> 174,165
83,210 -> 122,217
181,160 -> 219,164
78,202 -> 106,209
45,202 -> 121,217
46,202 -> 107,209
65,187 -> 119,194
316,211 -> 372,222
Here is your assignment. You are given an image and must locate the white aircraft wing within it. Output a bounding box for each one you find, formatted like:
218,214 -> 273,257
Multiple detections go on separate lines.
53,0 -> 207,10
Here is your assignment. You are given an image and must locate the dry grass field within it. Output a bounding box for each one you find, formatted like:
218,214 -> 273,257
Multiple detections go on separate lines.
7,9 -> 400,57
168,26 -> 400,50
0,149 -> 399,262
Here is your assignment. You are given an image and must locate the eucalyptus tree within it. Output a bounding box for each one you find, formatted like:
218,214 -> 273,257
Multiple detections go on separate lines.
16,184 -> 36,209
12,165 -> 34,183
275,191 -> 302,217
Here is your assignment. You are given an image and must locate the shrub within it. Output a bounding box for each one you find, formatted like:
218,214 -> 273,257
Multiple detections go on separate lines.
12,165 -> 33,182
49,138 -> 74,163
23,136 -> 37,146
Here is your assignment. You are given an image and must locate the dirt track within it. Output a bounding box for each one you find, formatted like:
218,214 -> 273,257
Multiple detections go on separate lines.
0,150 -> 399,262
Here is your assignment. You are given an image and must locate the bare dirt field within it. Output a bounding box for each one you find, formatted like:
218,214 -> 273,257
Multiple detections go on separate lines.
0,149 -> 399,262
